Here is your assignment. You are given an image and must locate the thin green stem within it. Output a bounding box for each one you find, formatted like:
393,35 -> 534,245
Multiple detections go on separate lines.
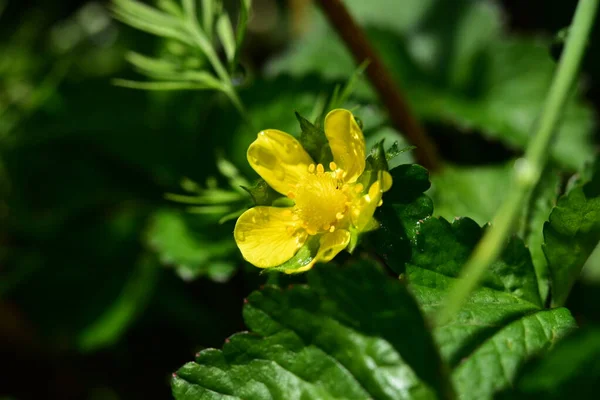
436,0 -> 599,326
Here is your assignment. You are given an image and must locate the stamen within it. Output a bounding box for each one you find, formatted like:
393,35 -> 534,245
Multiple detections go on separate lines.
378,199 -> 383,206
329,226 -> 336,232
354,183 -> 364,193
308,164 -> 316,173
322,223 -> 331,231
336,212 -> 344,220
329,162 -> 337,171
287,191 -> 296,199
316,164 -> 325,174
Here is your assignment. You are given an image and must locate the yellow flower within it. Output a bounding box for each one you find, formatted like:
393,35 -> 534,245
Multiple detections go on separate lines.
234,109 -> 392,273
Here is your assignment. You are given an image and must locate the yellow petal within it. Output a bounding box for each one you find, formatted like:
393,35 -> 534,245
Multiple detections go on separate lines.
351,180 -> 383,232
234,206 -> 306,268
285,229 -> 351,274
247,129 -> 314,196
324,109 -> 365,183
381,170 -> 393,192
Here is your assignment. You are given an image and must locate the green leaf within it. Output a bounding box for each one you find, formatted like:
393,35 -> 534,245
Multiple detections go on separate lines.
451,308 -> 576,400
429,162 -> 563,304
405,220 -> 575,398
112,0 -> 193,45
113,78 -> 223,91
216,12 -> 236,63
429,162 -> 514,226
499,326 -> 600,399
201,0 -> 216,40
409,217 -> 542,308
145,209 -> 237,282
124,52 -> 220,85
235,0 -> 251,57
373,162 -> 576,398
523,168 -> 561,304
415,37 -> 595,172
172,260 -> 452,399
544,160 -> 600,306
367,164 -> 431,274
268,0 -> 594,171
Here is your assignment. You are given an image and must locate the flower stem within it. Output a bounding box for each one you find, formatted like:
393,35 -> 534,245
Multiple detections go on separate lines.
316,0 -> 442,171
436,0 -> 599,326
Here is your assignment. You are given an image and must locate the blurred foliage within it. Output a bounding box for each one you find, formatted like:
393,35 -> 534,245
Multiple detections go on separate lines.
1,0 -> 600,399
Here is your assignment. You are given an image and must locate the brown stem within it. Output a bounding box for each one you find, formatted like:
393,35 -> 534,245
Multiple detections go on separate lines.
316,0 -> 442,171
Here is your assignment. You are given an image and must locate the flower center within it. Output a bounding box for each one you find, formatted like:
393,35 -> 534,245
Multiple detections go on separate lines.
291,163 -> 350,235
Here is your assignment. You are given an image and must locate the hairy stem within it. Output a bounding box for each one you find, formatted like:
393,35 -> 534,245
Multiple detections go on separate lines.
316,0 -> 442,171
437,0 -> 599,325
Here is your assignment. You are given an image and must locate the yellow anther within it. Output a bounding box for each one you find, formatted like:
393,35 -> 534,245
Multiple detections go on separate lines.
336,212 -> 344,220
329,162 -> 337,171
287,191 -> 296,199
316,164 -> 325,174
308,164 -> 316,173
354,183 -> 364,193
323,223 -> 331,231
329,226 -> 336,232
378,199 -> 383,206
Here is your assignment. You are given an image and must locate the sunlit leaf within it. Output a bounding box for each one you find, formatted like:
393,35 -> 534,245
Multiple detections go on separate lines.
171,260 -> 452,399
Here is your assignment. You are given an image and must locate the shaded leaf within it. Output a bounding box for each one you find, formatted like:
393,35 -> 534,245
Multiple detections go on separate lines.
145,209 -> 237,282
452,308 -> 575,400
172,260 -> 452,400
499,326 -> 600,399
429,162 -> 513,226
523,168 -> 561,304
544,160 -> 600,306
268,0 -> 594,171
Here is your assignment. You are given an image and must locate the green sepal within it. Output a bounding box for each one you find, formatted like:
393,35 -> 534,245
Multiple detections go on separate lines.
295,111 -> 333,164
266,235 -> 320,273
241,178 -> 282,206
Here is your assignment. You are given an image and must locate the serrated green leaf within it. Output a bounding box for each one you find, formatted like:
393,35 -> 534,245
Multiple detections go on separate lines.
451,308 -> 575,400
544,160 -> 600,306
172,260 -> 452,400
524,168 -> 561,304
145,209 -> 237,282
408,217 -> 542,308
367,164 -> 430,274
374,162 -> 573,398
499,326 -> 600,399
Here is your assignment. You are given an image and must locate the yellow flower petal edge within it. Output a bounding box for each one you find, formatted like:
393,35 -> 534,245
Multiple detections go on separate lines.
235,109 -> 392,271
247,129 -> 314,196
234,206 -> 307,268
324,109 -> 366,183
